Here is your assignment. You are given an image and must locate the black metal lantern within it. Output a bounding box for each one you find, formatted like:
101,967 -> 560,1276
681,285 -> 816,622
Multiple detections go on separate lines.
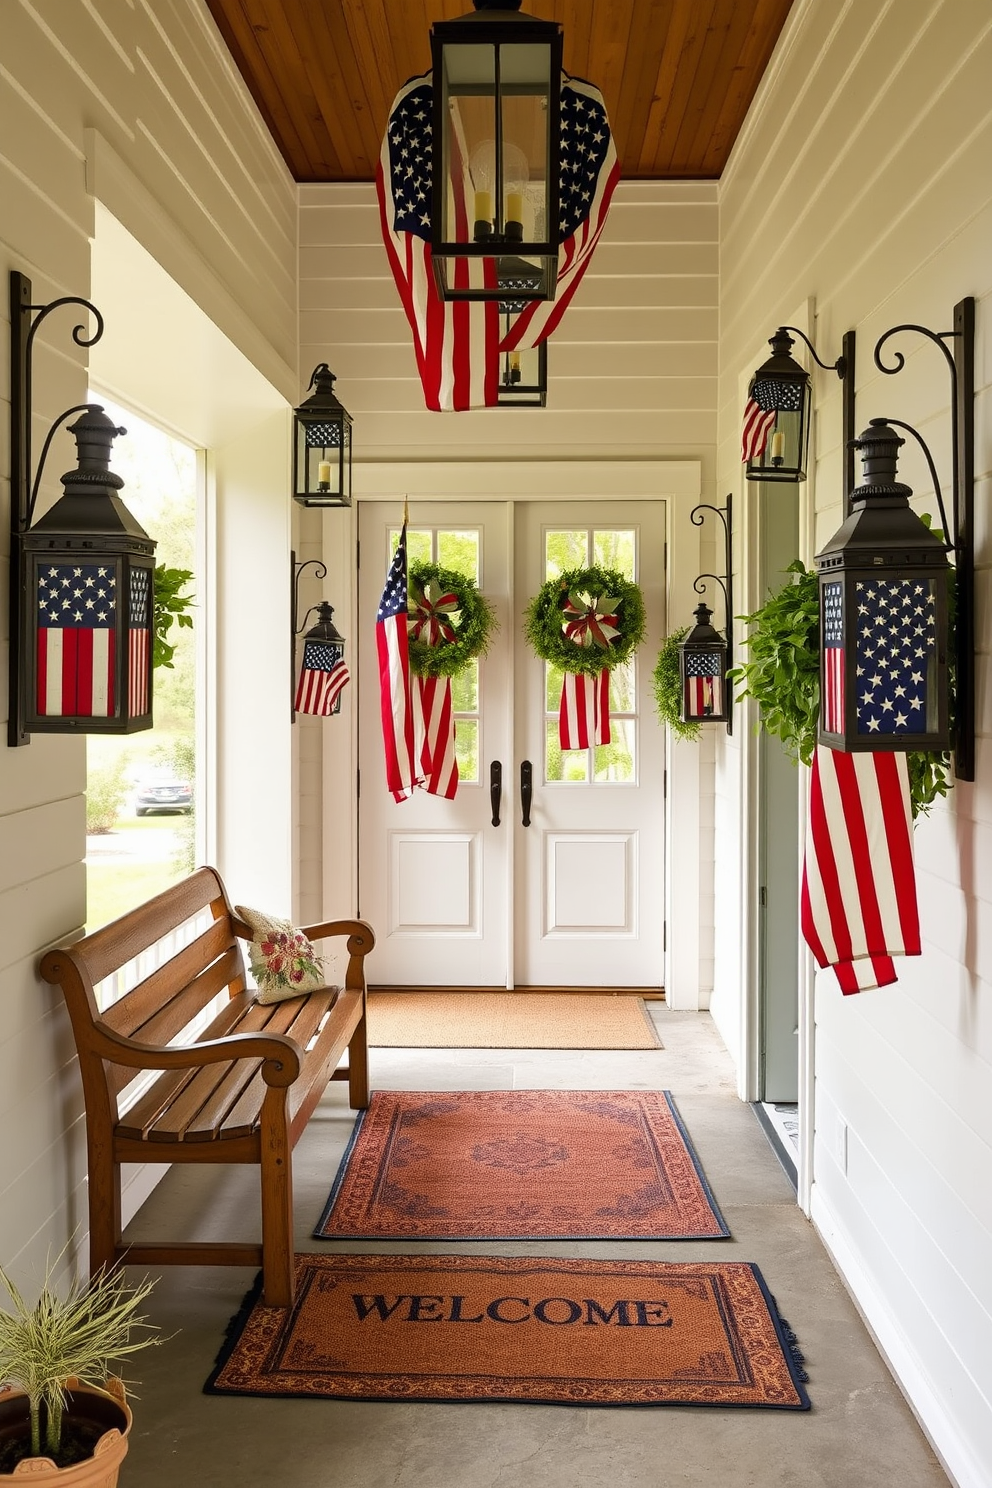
743,327 -> 813,484
430,0 -> 562,304
294,602 -> 348,719
679,602 -> 730,727
9,273 -> 156,747
816,419 -> 950,753
293,364 -> 352,507
496,309 -> 547,406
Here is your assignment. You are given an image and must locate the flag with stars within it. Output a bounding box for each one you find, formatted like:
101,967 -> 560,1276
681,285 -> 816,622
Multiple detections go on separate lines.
499,75 -> 620,356
376,72 -> 500,412
684,651 -> 724,719
128,565 -> 152,720
821,579 -> 845,734
853,578 -> 936,738
376,526 -> 419,799
36,562 -> 117,718
295,638 -> 350,717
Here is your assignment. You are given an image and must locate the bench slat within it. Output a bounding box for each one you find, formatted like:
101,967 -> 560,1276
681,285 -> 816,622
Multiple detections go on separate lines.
74,868 -> 231,986
101,920 -> 242,1038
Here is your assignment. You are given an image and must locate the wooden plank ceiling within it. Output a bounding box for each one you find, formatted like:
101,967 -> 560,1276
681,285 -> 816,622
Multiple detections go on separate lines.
204,0 -> 795,182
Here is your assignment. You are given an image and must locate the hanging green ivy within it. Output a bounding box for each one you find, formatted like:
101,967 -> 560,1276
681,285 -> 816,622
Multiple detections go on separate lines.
153,565 -> 195,671
652,627 -> 701,742
407,561 -> 498,679
524,565 -> 646,677
729,558 -> 953,819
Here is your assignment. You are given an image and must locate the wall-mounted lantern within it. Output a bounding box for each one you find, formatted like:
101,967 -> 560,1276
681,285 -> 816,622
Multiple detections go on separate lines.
8,272 -> 156,748
743,326 -> 856,499
496,309 -> 547,406
678,495 -> 733,733
293,364 -> 353,507
291,556 -> 349,720
429,0 -> 562,305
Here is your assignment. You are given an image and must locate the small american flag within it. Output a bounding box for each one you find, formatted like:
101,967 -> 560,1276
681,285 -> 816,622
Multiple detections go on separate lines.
295,638 -> 350,717
559,671 -> 611,750
820,579 -> 845,734
376,526 -> 419,800
741,399 -> 777,464
801,745 -> 920,994
684,652 -> 724,718
853,578 -> 935,737
500,76 -> 620,356
128,565 -> 151,720
37,562 -> 116,717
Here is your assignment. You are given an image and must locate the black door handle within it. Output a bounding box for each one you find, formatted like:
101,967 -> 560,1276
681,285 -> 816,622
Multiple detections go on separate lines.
490,760 -> 502,826
520,759 -> 533,826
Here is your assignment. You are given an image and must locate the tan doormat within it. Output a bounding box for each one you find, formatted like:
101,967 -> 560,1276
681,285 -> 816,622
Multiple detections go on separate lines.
206,1254 -> 810,1408
367,990 -> 661,1049
315,1090 -> 728,1240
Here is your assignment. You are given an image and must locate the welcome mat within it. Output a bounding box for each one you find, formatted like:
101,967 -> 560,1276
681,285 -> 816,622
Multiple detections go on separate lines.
207,1254 -> 809,1409
315,1090 -> 729,1240
367,990 -> 662,1049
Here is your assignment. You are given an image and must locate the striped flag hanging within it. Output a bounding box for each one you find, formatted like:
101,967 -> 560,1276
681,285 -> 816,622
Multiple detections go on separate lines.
499,76 -> 621,356
36,561 -> 116,718
559,671 -> 611,751
295,638 -> 350,717
741,398 -> 777,464
376,526 -> 419,801
128,565 -> 151,720
416,674 -> 459,800
800,745 -> 921,994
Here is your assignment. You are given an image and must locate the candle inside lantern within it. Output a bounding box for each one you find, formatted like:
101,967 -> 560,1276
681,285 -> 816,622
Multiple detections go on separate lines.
317,460 -> 332,490
770,430 -> 786,464
506,191 -> 524,225
474,191 -> 492,225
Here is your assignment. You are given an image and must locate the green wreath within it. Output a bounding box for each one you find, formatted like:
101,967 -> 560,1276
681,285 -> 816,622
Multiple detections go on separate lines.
407,561 -> 498,678
524,565 -> 646,677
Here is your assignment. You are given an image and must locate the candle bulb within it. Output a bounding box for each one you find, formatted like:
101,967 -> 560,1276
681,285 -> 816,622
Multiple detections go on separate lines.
505,190 -> 524,241
509,351 -> 521,384
770,430 -> 786,465
317,459 -> 332,491
473,190 -> 493,242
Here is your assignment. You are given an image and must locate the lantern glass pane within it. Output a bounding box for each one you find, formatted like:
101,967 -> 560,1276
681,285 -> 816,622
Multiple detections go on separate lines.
746,386 -> 811,483
681,647 -> 726,721
306,437 -> 342,498
853,575 -> 940,740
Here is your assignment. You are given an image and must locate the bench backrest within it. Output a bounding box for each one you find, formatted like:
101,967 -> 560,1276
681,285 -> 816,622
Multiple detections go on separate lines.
41,867 -> 249,1107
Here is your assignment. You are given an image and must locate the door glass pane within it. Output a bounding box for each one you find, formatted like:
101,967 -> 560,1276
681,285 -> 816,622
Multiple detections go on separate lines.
594,529 -> 635,578
438,530 -> 479,581
609,661 -> 635,712
455,719 -> 479,782
451,663 -> 479,712
546,723 -> 589,782
545,530 -> 587,575
595,720 -> 635,782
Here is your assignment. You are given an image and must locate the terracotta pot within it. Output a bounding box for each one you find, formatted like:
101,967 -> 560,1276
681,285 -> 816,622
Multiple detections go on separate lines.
0,1381 -> 131,1485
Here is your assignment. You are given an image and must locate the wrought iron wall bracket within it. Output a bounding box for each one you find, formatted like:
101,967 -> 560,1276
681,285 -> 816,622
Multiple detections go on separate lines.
871,299 -> 975,780
781,324 -> 857,507
690,494 -> 734,735
291,554 -> 328,722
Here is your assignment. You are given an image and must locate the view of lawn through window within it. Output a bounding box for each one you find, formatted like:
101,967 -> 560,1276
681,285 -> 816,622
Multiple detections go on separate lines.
84,398 -> 198,931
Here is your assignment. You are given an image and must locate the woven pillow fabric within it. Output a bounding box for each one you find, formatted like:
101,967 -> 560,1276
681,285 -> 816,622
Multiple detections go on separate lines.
235,904 -> 328,1004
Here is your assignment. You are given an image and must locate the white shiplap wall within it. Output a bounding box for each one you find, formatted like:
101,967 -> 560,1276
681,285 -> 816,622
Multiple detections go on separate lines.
299,178 -> 721,997
0,0 -> 297,1276
715,1 -> 992,1482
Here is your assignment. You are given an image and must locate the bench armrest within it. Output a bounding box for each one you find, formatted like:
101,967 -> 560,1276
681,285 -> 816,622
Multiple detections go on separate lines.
298,918 -> 375,954
89,1020 -> 302,1087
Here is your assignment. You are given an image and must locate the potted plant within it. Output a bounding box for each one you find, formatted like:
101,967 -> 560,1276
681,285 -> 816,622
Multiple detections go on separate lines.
0,1254 -> 160,1484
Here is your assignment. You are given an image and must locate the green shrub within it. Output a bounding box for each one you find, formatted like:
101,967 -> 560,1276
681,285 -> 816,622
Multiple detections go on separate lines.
85,756 -> 129,834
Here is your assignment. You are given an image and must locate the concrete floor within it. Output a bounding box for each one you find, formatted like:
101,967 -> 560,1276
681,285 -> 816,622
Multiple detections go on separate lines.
121,1008 -> 950,1487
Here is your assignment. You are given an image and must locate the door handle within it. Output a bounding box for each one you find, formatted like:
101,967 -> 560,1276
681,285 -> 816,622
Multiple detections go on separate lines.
490,760 -> 502,826
520,759 -> 533,826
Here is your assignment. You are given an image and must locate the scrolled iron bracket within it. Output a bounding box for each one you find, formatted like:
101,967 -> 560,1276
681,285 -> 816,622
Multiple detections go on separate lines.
690,494 -> 734,734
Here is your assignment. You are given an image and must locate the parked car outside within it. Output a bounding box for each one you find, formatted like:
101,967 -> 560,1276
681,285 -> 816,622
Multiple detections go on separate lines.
135,774 -> 193,816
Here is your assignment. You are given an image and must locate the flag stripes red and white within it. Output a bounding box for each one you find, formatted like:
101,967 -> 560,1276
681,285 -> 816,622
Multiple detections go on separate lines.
499,76 -> 620,356
801,745 -> 920,995
377,526 -> 420,801
295,651 -> 350,717
128,566 -> 151,719
559,671 -> 611,750
376,73 -> 500,413
685,673 -> 723,718
741,398 -> 776,464
416,674 -> 459,800
38,627 -> 115,716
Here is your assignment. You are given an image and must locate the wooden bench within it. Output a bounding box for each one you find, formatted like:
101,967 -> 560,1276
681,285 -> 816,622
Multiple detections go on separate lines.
39,866 -> 373,1307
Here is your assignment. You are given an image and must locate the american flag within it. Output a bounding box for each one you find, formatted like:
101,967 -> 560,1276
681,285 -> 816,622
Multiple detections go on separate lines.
801,745 -> 920,994
820,579 -> 845,734
499,75 -> 620,356
740,399 -> 777,463
376,73 -> 500,412
559,671 -> 611,750
853,578 -> 935,737
416,674 -> 459,799
295,638 -> 350,717
376,526 -> 419,800
684,652 -> 724,718
36,562 -> 116,717
128,565 -> 151,720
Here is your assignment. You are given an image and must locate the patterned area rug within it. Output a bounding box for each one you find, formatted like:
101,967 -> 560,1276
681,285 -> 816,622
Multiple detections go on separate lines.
207,1254 -> 809,1408
367,991 -> 662,1049
315,1090 -> 729,1240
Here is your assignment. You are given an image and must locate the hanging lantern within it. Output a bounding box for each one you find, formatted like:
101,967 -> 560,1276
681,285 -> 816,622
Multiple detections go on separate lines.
293,364 -> 353,507
816,419 -> 950,753
679,603 -> 730,726
430,0 -> 562,305
743,327 -> 813,484
497,308 -> 547,406
294,602 -> 349,719
16,405 -> 156,738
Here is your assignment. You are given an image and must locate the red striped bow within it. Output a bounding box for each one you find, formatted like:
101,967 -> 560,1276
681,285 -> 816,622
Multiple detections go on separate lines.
408,579 -> 461,647
562,591 -> 621,651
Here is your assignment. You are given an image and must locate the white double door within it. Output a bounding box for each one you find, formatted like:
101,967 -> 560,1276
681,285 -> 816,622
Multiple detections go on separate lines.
357,500 -> 667,988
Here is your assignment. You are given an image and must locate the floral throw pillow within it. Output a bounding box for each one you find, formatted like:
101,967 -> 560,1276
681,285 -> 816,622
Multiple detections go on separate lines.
235,905 -> 328,1004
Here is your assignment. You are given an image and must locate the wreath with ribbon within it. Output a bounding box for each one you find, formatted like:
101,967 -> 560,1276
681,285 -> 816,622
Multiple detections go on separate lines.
407,561 -> 498,678
523,566 -> 646,676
